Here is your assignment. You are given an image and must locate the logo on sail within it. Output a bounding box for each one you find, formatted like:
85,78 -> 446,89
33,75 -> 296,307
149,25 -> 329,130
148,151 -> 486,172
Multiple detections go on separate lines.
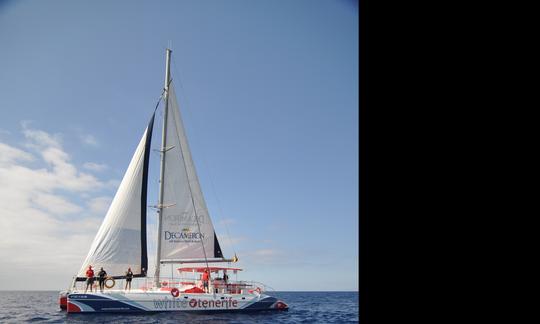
165,213 -> 205,225
164,228 -> 205,243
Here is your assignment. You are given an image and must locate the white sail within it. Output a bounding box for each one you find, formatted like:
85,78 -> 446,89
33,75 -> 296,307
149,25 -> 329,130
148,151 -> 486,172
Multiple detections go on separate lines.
77,115 -> 154,278
159,83 -> 223,261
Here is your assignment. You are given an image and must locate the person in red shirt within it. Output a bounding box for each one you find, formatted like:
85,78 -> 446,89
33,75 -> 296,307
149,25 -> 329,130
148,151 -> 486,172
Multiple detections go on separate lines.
201,269 -> 210,293
85,265 -> 95,293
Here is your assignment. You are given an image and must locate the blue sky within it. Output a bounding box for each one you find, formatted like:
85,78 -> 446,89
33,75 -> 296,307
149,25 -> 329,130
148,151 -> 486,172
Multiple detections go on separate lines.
0,0 -> 358,291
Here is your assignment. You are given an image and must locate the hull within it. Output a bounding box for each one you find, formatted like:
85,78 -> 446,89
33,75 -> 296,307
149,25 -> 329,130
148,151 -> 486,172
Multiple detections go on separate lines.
59,291 -> 67,310
67,290 -> 288,313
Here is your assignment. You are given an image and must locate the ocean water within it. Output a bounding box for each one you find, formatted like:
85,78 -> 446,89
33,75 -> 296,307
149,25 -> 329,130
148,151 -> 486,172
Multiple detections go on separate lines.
0,291 -> 358,323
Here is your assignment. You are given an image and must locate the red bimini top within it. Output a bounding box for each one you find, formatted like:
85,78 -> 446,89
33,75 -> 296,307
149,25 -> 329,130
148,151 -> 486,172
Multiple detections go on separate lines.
177,267 -> 242,273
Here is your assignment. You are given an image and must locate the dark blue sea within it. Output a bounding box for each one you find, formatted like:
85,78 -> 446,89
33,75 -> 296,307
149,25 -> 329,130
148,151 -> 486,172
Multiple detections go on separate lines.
0,291 -> 358,323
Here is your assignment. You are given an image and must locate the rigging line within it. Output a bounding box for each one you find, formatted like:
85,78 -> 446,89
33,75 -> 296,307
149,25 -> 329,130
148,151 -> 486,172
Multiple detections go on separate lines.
152,79 -> 171,113
169,83 -> 212,280
204,166 -> 237,256
171,56 -> 238,256
153,89 -> 164,113
147,87 -> 167,216
152,79 -> 171,115
150,81 -> 171,163
170,56 -> 190,108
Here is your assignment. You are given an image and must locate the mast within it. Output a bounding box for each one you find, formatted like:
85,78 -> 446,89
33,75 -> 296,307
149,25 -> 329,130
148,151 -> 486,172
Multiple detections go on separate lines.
154,48 -> 172,287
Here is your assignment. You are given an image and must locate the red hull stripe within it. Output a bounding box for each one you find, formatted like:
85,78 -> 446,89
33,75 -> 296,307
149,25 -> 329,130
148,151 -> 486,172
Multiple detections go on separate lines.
67,302 -> 81,313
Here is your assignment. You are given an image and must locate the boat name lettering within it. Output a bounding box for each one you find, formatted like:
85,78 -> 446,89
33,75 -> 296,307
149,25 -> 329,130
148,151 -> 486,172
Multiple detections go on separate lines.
69,294 -> 88,299
164,231 -> 205,241
153,298 -> 189,309
165,213 -> 205,225
152,297 -> 238,310
189,298 -> 238,309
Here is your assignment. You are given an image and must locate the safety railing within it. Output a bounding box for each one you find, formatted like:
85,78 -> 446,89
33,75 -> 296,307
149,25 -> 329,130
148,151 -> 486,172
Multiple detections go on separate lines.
69,276 -> 270,295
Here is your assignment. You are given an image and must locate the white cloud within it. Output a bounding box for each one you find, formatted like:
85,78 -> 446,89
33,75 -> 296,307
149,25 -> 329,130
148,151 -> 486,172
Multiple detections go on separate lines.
22,126 -> 62,148
0,142 -> 34,165
87,196 -> 112,214
32,192 -> 83,215
83,162 -> 109,172
80,134 -> 99,147
106,179 -> 121,189
18,126 -> 105,192
0,125 -> 110,290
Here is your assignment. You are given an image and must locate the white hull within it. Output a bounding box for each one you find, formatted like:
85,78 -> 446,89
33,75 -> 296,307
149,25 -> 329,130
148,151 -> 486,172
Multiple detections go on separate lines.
66,289 -> 288,313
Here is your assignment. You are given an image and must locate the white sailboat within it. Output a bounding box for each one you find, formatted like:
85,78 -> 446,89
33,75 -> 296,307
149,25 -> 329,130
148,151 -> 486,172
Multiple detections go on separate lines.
59,49 -> 288,313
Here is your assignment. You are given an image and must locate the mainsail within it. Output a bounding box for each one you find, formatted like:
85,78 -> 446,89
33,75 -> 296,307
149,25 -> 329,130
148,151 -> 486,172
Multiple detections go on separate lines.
76,114 -> 155,279
159,83 -> 223,262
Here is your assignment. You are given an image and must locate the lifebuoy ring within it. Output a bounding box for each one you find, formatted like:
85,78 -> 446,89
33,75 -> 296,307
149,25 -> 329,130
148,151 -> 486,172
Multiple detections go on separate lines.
171,288 -> 180,297
104,277 -> 115,289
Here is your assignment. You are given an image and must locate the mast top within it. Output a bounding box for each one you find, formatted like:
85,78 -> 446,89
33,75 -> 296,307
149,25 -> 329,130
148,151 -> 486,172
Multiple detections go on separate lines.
164,49 -> 172,90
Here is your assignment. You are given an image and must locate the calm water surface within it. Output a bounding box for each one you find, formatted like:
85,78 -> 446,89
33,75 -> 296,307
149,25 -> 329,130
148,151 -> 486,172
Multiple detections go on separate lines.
0,291 -> 358,323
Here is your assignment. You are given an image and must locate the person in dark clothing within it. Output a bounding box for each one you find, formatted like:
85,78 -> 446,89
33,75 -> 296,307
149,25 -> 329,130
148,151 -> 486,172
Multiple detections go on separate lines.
85,265 -> 95,293
98,267 -> 107,293
223,270 -> 229,293
125,267 -> 133,291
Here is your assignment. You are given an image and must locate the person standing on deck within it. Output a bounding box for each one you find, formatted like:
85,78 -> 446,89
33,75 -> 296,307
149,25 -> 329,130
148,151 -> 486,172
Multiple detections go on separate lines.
223,270 -> 229,293
223,270 -> 229,284
125,267 -> 133,291
85,265 -> 95,293
97,267 -> 107,293
202,268 -> 210,293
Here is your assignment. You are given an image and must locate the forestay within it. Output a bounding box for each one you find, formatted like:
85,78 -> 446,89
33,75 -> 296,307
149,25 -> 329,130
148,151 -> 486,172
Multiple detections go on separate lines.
76,115 -> 154,278
159,83 -> 223,262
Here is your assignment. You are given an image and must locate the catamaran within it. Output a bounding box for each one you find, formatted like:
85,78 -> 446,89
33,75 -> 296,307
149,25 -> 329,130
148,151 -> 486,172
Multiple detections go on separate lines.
59,48 -> 288,313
